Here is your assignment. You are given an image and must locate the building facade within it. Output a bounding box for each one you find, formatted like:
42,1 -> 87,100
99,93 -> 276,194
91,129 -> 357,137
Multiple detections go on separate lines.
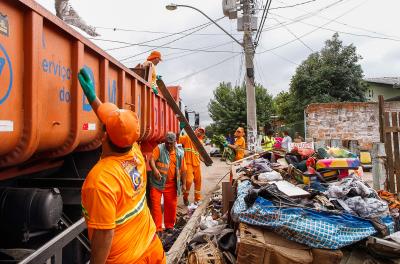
364,77 -> 400,102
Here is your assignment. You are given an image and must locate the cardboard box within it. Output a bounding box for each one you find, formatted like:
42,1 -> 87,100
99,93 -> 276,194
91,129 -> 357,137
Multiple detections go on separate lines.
236,223 -> 342,264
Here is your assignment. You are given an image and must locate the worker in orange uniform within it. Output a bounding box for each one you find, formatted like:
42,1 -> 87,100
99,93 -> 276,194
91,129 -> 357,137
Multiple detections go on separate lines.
149,132 -> 187,233
226,127 -> 246,161
179,127 -> 205,206
143,50 -> 162,95
78,68 -> 165,264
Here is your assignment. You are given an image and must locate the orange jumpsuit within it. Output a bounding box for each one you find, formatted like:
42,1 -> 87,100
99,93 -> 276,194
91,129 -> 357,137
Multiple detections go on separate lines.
81,143 -> 165,263
150,146 -> 186,231
234,136 -> 246,161
179,134 -> 202,202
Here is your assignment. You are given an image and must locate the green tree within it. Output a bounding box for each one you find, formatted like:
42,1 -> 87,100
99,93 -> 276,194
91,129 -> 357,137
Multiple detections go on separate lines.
208,82 -> 274,135
273,91 -> 297,123
288,33 -> 366,121
204,123 -> 218,139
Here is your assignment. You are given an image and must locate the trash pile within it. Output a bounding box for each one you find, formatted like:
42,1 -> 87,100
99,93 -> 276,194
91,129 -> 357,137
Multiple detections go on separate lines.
179,191 -> 238,264
182,146 -> 400,264
161,211 -> 190,251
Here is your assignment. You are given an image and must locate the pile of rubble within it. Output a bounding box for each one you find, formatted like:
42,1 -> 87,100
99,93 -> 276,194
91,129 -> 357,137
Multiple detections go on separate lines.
180,147 -> 400,264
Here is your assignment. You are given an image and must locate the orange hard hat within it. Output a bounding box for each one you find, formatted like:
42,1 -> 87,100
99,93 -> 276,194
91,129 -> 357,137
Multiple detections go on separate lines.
147,50 -> 162,61
98,103 -> 140,147
195,127 -> 205,134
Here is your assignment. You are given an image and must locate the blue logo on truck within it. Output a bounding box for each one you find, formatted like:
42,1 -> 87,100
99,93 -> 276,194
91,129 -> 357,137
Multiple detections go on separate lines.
0,44 -> 13,105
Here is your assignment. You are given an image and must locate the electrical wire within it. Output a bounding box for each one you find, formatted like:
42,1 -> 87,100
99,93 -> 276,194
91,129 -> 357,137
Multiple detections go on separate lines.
119,18 -> 231,62
90,38 -> 242,54
275,0 -> 400,40
270,17 -> 314,52
261,0 -> 346,33
269,0 -> 318,10
254,57 -> 265,86
268,50 -> 300,66
95,26 -> 242,36
103,17 -> 224,52
257,0 -> 371,54
270,9 -> 400,42
124,41 -> 236,65
92,0 -> 347,62
254,0 -> 272,47
167,53 -> 242,84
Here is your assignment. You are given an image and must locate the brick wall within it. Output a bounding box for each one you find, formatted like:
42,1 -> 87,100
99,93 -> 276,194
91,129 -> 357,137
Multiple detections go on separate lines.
305,101 -> 400,149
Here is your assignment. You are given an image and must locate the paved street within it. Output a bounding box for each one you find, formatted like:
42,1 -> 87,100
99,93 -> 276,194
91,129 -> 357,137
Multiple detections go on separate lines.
178,147 -> 231,207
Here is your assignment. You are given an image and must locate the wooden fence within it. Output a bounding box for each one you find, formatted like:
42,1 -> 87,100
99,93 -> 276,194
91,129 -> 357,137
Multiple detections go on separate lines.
378,95 -> 400,193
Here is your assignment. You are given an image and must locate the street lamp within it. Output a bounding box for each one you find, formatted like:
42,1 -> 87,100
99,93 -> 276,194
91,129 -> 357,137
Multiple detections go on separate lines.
165,3 -> 243,47
165,3 -> 177,11
166,3 -> 258,153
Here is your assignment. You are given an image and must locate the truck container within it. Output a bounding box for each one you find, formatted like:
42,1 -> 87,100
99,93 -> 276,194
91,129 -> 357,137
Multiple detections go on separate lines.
0,0 -> 183,262
0,0 -> 181,177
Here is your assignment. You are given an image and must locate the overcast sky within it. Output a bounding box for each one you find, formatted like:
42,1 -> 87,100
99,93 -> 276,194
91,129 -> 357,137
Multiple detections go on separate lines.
35,0 -> 400,126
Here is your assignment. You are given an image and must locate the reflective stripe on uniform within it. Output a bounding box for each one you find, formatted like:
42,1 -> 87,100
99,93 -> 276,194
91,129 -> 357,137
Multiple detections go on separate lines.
81,205 -> 89,219
115,194 -> 146,225
156,161 -> 169,175
183,148 -> 199,156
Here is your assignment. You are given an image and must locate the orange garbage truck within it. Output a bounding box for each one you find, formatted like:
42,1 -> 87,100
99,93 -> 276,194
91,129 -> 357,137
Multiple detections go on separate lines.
0,0 -> 185,263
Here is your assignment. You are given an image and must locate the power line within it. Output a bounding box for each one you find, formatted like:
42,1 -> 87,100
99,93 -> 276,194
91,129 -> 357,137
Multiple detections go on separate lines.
95,26 -> 242,36
124,41 -> 236,65
261,0 -> 346,33
269,50 -> 300,66
269,0 -> 318,10
168,53 -> 242,84
275,0 -> 400,40
270,17 -> 314,52
256,43 -> 300,66
90,38 -> 242,54
119,22 -> 218,62
257,0 -> 371,54
102,17 -> 223,54
254,57 -> 265,85
104,17 -> 223,52
254,0 -> 272,47
118,17 -> 230,62
270,9 -> 400,42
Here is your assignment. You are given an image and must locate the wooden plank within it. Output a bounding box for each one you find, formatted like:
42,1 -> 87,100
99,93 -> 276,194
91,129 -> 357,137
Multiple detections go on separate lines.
372,143 -> 387,190
156,79 -> 213,166
222,182 -> 234,214
394,112 -> 400,193
378,95 -> 385,143
384,112 -> 395,192
383,127 -> 400,133
166,186 -> 218,263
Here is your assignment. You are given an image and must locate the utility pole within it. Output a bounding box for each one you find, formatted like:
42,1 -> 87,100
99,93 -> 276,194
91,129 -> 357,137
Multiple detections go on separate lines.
242,0 -> 257,152
169,2 -> 258,152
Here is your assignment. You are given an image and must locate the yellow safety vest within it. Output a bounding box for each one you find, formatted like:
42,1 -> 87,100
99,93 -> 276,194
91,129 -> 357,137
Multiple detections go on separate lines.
262,136 -> 275,151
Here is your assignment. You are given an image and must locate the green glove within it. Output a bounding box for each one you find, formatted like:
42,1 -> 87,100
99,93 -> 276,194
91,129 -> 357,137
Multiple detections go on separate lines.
78,68 -> 96,103
223,141 -> 228,147
156,75 -> 162,81
151,85 -> 159,95
179,122 -> 185,130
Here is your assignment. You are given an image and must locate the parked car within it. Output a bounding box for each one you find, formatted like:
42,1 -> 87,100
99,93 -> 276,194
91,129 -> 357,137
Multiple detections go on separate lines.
210,147 -> 222,157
